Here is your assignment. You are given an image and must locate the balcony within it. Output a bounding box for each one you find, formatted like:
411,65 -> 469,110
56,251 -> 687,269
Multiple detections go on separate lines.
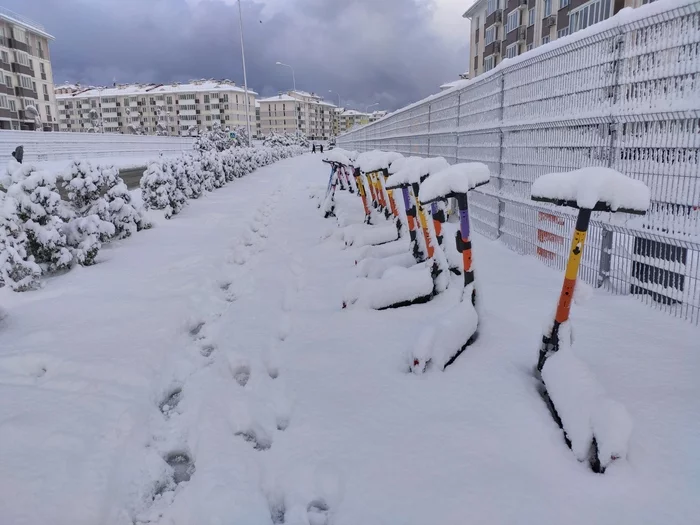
11,62 -> 33,76
15,86 -> 37,99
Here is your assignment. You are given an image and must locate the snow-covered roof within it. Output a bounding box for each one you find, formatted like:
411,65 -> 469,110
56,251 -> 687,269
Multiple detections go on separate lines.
0,7 -> 54,39
56,80 -> 257,100
341,110 -> 368,117
419,163 -> 491,203
462,0 -> 486,18
531,167 -> 650,213
258,94 -> 298,103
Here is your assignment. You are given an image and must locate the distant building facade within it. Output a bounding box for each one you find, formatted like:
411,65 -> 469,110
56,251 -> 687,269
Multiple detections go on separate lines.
55,80 -> 256,136
463,0 -> 647,79
0,7 -> 58,130
258,90 -> 336,140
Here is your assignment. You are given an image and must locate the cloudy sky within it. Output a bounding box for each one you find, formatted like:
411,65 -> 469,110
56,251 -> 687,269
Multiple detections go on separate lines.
10,0 -> 470,111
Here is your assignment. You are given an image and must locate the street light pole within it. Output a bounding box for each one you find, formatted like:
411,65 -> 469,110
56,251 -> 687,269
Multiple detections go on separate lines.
238,0 -> 252,143
365,102 -> 379,114
276,61 -> 296,92
328,90 -> 341,108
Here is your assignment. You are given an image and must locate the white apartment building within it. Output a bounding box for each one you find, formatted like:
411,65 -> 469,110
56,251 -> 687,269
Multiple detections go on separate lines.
0,7 -> 58,131
258,90 -> 336,140
463,0 -> 649,78
333,109 -> 388,136
55,80 -> 256,136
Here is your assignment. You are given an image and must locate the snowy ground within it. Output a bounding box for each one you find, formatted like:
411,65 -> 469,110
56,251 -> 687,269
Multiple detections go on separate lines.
0,154 -> 698,524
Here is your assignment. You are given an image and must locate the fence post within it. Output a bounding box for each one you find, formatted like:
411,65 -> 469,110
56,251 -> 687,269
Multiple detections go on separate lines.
427,103 -> 432,157
497,198 -> 506,239
455,92 -> 461,164
495,72 -> 505,193
597,227 -> 613,288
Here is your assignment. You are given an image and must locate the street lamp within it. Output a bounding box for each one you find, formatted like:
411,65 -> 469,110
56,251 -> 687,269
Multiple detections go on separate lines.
365,102 -> 379,114
275,61 -> 296,92
328,90 -> 341,108
238,0 -> 252,144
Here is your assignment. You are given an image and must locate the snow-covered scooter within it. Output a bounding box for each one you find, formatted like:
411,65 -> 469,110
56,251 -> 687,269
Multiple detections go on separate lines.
408,162 -> 491,373
531,167 -> 649,473
342,157 -> 450,310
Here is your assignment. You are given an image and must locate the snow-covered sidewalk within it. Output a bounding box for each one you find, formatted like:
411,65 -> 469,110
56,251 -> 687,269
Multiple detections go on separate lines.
1,154 -> 698,525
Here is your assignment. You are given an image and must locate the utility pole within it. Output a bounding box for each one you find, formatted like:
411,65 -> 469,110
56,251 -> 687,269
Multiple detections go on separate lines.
238,0 -> 252,143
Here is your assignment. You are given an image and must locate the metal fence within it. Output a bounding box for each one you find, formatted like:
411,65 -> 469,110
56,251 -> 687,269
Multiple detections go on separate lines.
0,130 -> 195,164
338,0 -> 700,325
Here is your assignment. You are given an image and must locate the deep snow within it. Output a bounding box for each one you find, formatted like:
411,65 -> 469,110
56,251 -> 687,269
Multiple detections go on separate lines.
0,154 -> 698,525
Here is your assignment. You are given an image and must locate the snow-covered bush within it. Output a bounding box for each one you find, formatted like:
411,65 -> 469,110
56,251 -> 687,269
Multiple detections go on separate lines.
194,121 -> 233,153
61,160 -> 115,243
263,131 -> 309,149
0,193 -> 42,291
6,165 -> 73,272
140,159 -> 186,219
101,166 -> 151,239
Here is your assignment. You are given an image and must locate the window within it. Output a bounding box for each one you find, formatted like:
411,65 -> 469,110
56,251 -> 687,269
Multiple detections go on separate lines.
12,26 -> 26,43
45,104 -> 51,117
561,0 -> 570,7
40,62 -> 45,75
180,93 -> 195,100
485,26 -> 497,45
558,27 -> 570,38
5,75 -> 11,87
38,41 -> 44,58
0,95 -> 7,108
204,94 -> 210,103
505,43 -> 519,59
221,94 -> 229,103
484,54 -> 496,71
505,10 -> 520,33
166,96 -> 173,104
43,84 -> 48,95
542,35 -> 551,44
1,50 -> 7,63
544,0 -> 552,16
526,43 -> 534,51
19,75 -> 33,90
487,0 -> 499,15
528,8 -> 535,26
14,51 -> 30,67
569,0 -> 611,34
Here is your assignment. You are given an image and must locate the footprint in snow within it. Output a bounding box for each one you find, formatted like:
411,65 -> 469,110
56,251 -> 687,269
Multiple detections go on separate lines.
188,320 -> 206,339
164,451 -> 195,484
159,387 -> 183,417
307,499 -> 331,525
200,344 -> 216,357
233,364 -> 251,387
235,425 -> 272,451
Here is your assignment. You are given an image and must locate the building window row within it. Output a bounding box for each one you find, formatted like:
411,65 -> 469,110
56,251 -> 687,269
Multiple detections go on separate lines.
569,0 -> 612,34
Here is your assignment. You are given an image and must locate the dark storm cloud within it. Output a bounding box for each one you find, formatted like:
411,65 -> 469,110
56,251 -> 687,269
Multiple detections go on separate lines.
8,0 -> 467,110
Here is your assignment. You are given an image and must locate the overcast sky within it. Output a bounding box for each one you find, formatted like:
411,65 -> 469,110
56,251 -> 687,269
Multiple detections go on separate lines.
10,0 -> 470,111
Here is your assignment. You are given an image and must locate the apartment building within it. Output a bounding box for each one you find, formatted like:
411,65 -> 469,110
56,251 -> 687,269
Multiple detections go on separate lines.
258,90 -> 336,140
0,7 -> 58,131
333,109 -> 388,135
463,0 -> 648,78
55,80 -> 256,136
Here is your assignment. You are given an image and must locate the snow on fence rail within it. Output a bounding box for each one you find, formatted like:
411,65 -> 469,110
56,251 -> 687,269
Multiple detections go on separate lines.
338,0 -> 700,324
0,130 -> 195,163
